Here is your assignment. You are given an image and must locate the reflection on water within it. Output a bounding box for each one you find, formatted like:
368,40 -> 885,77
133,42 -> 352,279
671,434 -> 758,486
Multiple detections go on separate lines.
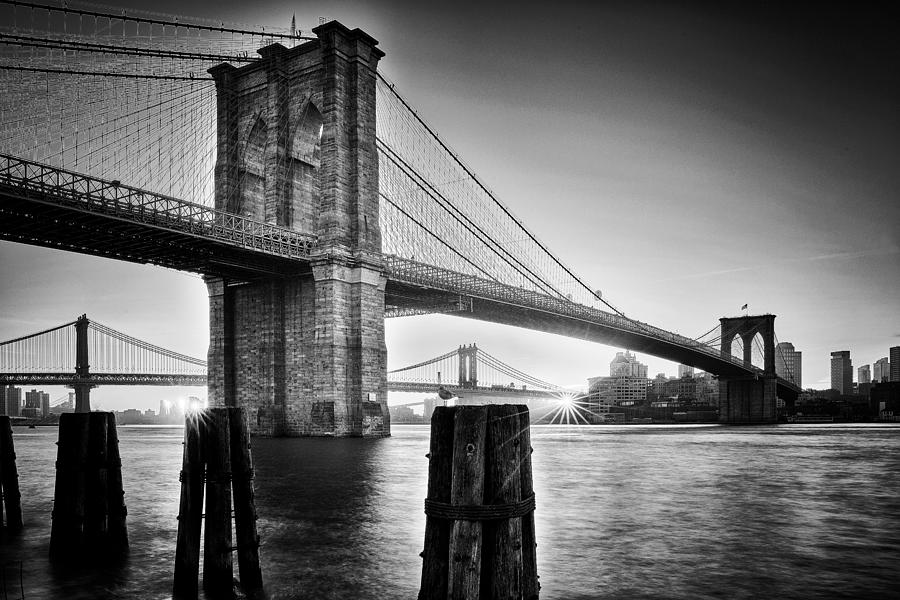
1,424 -> 899,599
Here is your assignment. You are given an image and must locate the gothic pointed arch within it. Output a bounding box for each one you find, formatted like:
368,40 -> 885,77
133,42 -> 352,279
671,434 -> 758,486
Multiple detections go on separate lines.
234,114 -> 267,218
289,100 -> 324,233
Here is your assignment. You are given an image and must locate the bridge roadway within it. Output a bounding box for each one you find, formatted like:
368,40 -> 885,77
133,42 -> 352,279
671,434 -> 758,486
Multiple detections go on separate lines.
386,381 -> 559,398
0,154 -> 799,398
0,373 -> 207,386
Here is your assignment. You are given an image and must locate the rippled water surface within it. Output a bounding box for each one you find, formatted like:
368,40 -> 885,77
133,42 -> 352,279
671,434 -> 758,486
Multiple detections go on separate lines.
2,423 -> 899,599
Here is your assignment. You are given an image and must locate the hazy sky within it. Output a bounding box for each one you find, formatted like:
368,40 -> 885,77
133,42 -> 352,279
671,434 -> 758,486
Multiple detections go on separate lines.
1,1 -> 898,409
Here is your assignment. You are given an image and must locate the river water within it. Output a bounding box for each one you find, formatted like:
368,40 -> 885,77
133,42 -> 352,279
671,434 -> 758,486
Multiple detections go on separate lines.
1,423 -> 899,599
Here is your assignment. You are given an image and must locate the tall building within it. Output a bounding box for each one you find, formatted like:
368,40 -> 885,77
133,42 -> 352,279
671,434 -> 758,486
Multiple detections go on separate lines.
891,346 -> 900,382
858,365 -> 871,385
830,351 -> 852,395
874,357 -> 890,383
609,351 -> 648,378
2,385 -> 21,417
677,365 -> 695,378
775,342 -> 802,387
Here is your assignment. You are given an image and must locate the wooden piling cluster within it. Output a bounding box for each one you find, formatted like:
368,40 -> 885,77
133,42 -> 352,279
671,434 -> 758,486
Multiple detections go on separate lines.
173,407 -> 262,598
419,405 -> 539,600
0,416 -> 23,532
49,412 -> 128,557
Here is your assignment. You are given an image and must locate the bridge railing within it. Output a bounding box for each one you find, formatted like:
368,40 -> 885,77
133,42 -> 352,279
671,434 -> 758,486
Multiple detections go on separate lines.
0,153 -> 317,259
384,255 -> 762,375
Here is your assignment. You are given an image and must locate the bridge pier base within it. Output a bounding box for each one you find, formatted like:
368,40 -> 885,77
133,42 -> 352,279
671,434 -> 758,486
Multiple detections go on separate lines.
718,376 -> 778,424
206,266 -> 389,437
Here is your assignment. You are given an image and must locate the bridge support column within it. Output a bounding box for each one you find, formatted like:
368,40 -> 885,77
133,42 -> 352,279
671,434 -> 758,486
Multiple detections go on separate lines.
206,21 -> 389,436
718,376 -> 778,424
718,314 -> 778,424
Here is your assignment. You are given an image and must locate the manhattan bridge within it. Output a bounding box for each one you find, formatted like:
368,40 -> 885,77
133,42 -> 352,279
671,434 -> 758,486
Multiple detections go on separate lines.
0,1 -> 799,436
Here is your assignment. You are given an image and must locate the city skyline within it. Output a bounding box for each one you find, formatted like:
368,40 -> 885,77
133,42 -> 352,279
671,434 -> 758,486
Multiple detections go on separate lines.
1,1 -> 898,410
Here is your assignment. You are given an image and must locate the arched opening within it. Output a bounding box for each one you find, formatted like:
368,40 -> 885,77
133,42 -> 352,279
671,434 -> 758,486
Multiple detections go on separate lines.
236,115 -> 267,220
730,334 -> 744,363
749,332 -> 765,370
289,101 -> 324,233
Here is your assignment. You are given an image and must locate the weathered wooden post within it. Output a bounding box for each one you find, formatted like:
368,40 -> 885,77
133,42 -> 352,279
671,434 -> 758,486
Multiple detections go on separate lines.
0,416 -> 24,532
228,407 -> 263,591
419,405 -> 539,599
50,412 -> 128,558
173,407 -> 263,598
173,412 -> 205,598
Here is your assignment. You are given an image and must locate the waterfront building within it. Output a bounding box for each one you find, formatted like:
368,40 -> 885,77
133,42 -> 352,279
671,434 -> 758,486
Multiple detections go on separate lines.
891,347 -> 900,382
651,373 -> 669,396
874,357 -> 890,383
830,351 -> 852,395
587,374 -> 648,413
678,364 -> 695,378
609,351 -> 648,378
694,372 -> 720,406
858,365 -> 871,385
775,342 -> 802,387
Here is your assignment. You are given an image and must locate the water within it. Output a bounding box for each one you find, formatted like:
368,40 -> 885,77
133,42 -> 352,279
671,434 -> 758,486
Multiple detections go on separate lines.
2,423 -> 899,599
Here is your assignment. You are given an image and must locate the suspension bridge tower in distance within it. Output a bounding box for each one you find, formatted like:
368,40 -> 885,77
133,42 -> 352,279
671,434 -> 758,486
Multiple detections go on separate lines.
205,22 -> 388,436
718,314 -> 778,424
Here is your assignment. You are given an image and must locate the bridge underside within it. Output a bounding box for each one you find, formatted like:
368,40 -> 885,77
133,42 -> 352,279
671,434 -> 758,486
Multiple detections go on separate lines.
0,185 -> 310,280
385,281 -> 799,404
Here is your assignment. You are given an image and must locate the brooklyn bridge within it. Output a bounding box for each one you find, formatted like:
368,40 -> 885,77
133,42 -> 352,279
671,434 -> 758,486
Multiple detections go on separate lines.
0,4 -> 799,436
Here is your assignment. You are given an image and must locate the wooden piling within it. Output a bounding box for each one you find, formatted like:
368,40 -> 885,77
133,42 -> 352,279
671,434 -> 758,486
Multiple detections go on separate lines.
203,408 -> 234,593
173,413 -> 206,598
517,408 -> 539,599
0,416 -> 23,532
84,412 -> 110,546
50,412 -> 91,557
448,406 -> 488,599
228,407 -> 263,591
419,407 -> 455,599
49,412 -> 127,559
485,405 -> 525,599
174,407 -> 263,596
105,412 -> 129,550
419,405 -> 539,600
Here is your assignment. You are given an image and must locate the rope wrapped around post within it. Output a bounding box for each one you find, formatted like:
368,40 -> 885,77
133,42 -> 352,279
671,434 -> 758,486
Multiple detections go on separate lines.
424,494 -> 535,521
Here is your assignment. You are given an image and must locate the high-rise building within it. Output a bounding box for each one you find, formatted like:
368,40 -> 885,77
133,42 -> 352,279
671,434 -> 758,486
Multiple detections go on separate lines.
677,365 -> 695,378
858,365 -> 871,385
874,357 -> 891,382
609,351 -> 648,378
775,342 -> 802,387
830,351 -> 852,395
891,346 -> 900,382
2,385 -> 21,417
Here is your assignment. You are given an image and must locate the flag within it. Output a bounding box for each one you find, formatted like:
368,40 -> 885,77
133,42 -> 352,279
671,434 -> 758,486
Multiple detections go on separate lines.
741,303 -> 748,310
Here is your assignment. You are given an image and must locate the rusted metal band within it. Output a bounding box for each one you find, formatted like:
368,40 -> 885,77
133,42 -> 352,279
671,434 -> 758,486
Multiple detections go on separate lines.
424,494 -> 535,521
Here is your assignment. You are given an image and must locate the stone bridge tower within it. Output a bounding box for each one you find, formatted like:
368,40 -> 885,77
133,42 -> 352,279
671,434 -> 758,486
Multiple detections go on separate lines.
718,314 -> 777,424
205,22 -> 388,436
458,344 -> 478,388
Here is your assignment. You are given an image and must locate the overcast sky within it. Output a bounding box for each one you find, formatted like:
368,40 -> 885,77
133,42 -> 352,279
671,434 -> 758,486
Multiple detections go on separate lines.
1,1 -> 898,410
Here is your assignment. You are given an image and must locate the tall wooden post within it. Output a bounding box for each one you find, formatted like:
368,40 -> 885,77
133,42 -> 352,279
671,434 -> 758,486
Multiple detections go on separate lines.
50,412 -> 127,558
173,413 -> 205,598
173,407 -> 263,597
203,408 -> 234,594
419,405 -> 539,599
0,416 -> 23,532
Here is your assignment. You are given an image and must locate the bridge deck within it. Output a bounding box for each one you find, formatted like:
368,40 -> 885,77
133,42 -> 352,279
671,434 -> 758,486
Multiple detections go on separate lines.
0,154 -> 315,279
